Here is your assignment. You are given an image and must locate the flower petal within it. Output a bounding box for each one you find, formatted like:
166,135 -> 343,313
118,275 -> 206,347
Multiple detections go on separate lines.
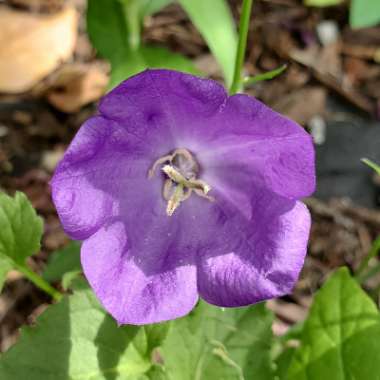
196,191 -> 311,307
196,94 -> 316,199
81,221 -> 198,324
51,69 -> 316,325
99,69 -> 228,145
51,115 -> 167,240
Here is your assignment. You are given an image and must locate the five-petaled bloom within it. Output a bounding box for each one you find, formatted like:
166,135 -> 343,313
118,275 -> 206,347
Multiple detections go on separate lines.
51,69 -> 315,325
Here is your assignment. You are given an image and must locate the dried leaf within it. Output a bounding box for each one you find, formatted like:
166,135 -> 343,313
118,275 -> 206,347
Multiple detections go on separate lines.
46,63 -> 109,113
0,5 -> 78,93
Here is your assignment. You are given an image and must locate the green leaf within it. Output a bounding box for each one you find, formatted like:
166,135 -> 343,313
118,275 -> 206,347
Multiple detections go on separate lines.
0,285 -> 169,380
0,256 -> 12,292
287,267 -> 380,380
61,270 -> 82,291
88,0 -> 175,57
273,322 -> 303,379
142,45 -> 200,74
143,0 -> 173,16
109,50 -> 147,88
87,0 -> 128,62
117,0 -> 144,50
87,0 -> 201,88
243,64 -> 287,87
43,241 -> 81,283
110,45 -> 200,88
0,191 -> 62,299
0,191 -> 43,266
304,0 -> 343,6
350,0 -> 380,28
0,279 -> 274,379
275,347 -> 296,380
178,0 -> 237,87
160,301 -> 275,380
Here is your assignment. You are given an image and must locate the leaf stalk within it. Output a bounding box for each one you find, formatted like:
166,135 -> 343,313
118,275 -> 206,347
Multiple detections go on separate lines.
16,264 -> 63,302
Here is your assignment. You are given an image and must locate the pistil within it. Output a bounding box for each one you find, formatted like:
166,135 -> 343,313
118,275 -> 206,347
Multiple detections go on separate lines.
149,148 -> 213,216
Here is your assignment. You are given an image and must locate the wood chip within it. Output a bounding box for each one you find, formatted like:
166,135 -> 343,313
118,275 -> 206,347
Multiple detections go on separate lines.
289,47 -> 374,115
272,86 -> 327,125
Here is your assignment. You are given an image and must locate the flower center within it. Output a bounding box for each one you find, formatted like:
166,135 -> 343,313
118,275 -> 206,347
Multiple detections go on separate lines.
148,148 -> 213,216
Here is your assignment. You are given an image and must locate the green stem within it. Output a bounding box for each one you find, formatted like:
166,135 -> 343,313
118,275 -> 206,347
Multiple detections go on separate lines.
356,235 -> 380,282
361,158 -> 380,175
121,0 -> 141,51
16,264 -> 63,302
229,0 -> 253,95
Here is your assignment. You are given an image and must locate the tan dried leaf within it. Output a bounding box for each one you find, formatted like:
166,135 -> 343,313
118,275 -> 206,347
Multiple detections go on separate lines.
6,0 -> 64,12
46,63 -> 109,113
0,5 -> 78,93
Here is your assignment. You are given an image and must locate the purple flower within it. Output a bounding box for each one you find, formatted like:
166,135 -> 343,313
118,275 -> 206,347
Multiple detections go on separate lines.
51,69 -> 315,325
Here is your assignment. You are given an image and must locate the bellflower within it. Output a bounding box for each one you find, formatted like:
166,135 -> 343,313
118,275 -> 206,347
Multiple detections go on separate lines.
51,69 -> 315,325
